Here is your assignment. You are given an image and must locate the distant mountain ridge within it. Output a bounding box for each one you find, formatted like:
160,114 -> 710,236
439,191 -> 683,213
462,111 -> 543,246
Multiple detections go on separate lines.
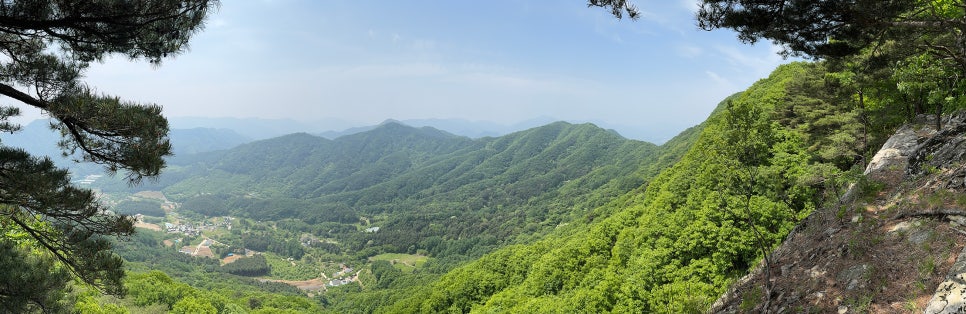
99,120 -> 677,273
158,120 -> 653,202
0,119 -> 252,174
168,116 -> 673,143
379,62 -> 871,313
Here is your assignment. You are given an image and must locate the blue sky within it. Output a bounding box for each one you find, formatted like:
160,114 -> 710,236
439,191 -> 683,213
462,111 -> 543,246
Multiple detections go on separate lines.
29,0 -> 791,142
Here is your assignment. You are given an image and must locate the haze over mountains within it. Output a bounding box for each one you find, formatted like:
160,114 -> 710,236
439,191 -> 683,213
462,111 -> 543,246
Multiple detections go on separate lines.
1,116 -> 672,175
167,116 -> 678,143
15,61 -> 961,313
88,119 -> 697,305
6,64 -> 946,314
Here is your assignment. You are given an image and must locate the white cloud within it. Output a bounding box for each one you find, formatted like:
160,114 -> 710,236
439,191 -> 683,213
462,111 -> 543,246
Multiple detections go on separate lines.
714,44 -> 784,76
680,0 -> 700,13
458,72 -> 553,90
209,18 -> 228,28
676,44 -> 703,58
341,63 -> 448,78
705,70 -> 731,87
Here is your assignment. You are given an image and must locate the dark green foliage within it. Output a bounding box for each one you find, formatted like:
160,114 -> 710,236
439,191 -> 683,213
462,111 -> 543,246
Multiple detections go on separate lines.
0,0 -> 216,308
114,199 -> 165,217
370,260 -> 404,289
124,270 -> 320,312
390,62 -> 866,313
221,255 -> 271,277
698,0 -> 966,130
149,121 -> 663,265
0,148 -> 133,297
133,121 -> 692,312
309,119 -> 706,312
697,0 -> 912,58
127,271 -> 192,309
238,232 -> 305,259
180,194 -> 229,217
0,0 -> 216,182
0,239 -> 71,313
586,0 -> 641,19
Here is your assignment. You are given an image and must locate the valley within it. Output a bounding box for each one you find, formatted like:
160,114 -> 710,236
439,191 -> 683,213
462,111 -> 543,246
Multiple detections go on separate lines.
18,59 -> 962,314
6,2 -> 966,312
67,119 -> 689,312
47,60 -> 960,313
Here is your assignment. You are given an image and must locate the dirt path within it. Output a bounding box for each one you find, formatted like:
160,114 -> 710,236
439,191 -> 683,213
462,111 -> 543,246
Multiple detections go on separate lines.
259,277 -> 327,291
134,222 -> 161,231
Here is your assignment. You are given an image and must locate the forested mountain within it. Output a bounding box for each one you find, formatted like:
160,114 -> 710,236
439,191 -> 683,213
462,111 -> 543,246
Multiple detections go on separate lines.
372,62 -> 878,313
123,120 -> 673,259
76,59 -> 960,313
17,1 -> 966,312
74,58 -> 966,313
75,118 -> 703,312
168,128 -> 251,156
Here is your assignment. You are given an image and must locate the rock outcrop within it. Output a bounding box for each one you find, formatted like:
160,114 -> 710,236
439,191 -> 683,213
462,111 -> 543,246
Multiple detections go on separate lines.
713,113 -> 966,313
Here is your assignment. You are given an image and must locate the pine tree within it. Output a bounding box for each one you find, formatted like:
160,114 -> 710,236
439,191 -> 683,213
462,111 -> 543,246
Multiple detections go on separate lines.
0,1 -> 216,311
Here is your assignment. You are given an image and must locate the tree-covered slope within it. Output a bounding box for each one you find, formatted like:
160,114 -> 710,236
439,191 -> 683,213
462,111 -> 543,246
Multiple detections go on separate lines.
384,62 -> 869,313
120,120 -> 672,262
163,122 -> 474,199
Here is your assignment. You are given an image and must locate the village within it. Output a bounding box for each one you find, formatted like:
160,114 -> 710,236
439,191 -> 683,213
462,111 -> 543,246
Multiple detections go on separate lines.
124,193 -> 367,294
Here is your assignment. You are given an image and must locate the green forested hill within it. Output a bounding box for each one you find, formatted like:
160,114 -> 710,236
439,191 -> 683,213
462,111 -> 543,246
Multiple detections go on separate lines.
91,62 -> 888,314
380,62 -> 872,313
91,119 -> 700,312
163,122 -> 474,199
71,116 -> 711,314
91,61 -> 892,313
117,120 -> 681,264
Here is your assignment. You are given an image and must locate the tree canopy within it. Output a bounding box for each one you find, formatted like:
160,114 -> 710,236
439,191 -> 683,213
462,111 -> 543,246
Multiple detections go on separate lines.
0,0 -> 216,311
696,0 -> 966,72
696,0 -> 966,129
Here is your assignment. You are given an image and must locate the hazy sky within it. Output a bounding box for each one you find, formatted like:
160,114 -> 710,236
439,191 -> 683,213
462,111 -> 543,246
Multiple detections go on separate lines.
22,0 -> 791,142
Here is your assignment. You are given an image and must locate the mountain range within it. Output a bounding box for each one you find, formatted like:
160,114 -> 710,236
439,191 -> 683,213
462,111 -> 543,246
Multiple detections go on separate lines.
95,120 -> 690,263
168,116 -> 678,143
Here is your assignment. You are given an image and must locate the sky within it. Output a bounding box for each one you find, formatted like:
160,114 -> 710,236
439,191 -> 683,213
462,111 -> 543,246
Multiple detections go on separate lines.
21,0 -> 792,143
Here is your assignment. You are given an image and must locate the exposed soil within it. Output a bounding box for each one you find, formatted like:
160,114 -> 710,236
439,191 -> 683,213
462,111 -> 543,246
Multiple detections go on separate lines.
194,245 -> 215,258
221,254 -> 243,265
133,190 -> 168,202
714,117 -> 966,313
258,277 -> 328,291
134,222 -> 161,231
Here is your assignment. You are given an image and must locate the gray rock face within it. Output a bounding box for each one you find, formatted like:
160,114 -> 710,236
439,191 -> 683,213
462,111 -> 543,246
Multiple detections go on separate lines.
925,247 -> 966,314
864,124 -> 923,175
908,112 -> 966,178
836,264 -> 869,291
920,111 -> 966,313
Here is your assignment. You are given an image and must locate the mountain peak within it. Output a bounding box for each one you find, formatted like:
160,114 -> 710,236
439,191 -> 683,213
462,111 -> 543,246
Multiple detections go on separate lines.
378,119 -> 405,126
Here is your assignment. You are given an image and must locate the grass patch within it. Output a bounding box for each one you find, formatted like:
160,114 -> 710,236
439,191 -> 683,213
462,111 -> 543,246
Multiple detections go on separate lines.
738,287 -> 762,313
957,194 -> 966,207
263,253 -> 320,281
857,177 -> 886,203
368,253 -> 429,273
846,295 -> 874,313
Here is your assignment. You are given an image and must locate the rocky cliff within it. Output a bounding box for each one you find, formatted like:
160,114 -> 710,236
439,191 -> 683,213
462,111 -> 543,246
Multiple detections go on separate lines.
714,112 -> 966,313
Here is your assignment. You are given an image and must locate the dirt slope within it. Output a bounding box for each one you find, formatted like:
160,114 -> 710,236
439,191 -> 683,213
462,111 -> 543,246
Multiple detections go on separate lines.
714,113 -> 966,313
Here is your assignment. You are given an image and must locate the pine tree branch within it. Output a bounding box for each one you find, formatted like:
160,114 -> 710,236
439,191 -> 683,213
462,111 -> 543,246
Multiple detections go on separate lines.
0,82 -> 48,110
6,214 -> 89,288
